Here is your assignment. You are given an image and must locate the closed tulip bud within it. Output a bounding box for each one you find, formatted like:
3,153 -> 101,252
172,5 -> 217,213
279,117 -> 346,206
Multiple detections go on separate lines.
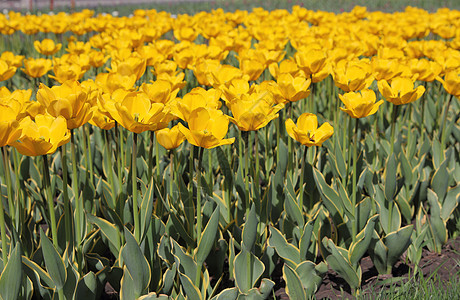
34,39 -> 62,56
378,77 -> 425,105
285,113 -> 334,147
156,124 -> 186,150
11,114 -> 70,156
339,89 -> 384,118
178,107 -> 235,149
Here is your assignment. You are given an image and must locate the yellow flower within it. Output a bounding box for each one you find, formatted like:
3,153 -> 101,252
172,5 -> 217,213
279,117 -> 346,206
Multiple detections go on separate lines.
11,114 -> 70,156
229,90 -> 284,131
377,77 -> 425,105
339,89 -> 384,118
0,59 -> 17,81
156,125 -> 186,150
88,50 -> 109,68
285,113 -> 334,147
49,62 -> 86,83
110,56 -> 147,81
171,87 -> 222,122
178,107 -> 235,149
333,59 -> 374,92
22,58 -> 52,78
0,101 -> 22,147
276,73 -> 311,103
0,51 -> 24,67
37,80 -> 93,129
34,39 -> 62,56
436,71 -> 460,98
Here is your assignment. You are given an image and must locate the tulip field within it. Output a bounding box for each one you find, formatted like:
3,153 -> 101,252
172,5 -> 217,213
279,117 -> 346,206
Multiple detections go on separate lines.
0,4 -> 459,299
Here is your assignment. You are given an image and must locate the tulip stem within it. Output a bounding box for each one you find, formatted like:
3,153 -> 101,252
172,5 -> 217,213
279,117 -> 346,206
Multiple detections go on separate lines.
70,130 -> 83,272
60,144 -> 72,250
86,125 -> 94,185
254,131 -> 260,202
170,150 -> 174,202
440,93 -> 453,151
195,146 -> 204,287
104,130 -> 117,209
208,149 -> 212,194
155,135 -> 160,180
0,149 -> 9,264
132,133 -> 140,242
299,146 -> 307,208
390,105 -> 399,155
244,131 -> 251,216
42,155 -> 59,249
420,82 -> 427,143
115,124 -> 123,193
2,147 -> 14,227
352,119 -> 359,244
148,131 -> 154,183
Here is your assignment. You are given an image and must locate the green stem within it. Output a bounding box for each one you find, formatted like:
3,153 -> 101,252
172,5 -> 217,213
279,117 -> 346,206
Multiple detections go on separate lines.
2,148 -> 14,227
13,149 -> 22,228
148,131 -> 154,183
254,131 -> 260,201
155,135 -> 160,180
390,105 -> 399,155
244,131 -> 251,215
0,149 -> 9,264
440,93 -> 454,151
104,130 -> 117,209
352,119 -> 359,244
86,125 -> 94,185
169,150 -> 174,203
195,146 -> 204,287
132,133 -> 140,242
208,148 -> 212,194
60,145 -> 72,250
42,155 -> 59,249
115,124 -> 123,192
70,130 -> 83,272
420,82 -> 427,143
299,146 -> 307,208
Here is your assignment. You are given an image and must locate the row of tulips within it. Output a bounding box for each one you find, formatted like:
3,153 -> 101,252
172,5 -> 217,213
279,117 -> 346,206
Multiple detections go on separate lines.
0,5 -> 459,300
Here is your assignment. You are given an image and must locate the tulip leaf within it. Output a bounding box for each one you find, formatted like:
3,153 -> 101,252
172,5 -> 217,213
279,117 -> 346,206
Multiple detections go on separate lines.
285,175 -> 304,227
322,237 -> 360,289
178,273 -> 201,300
427,190 -> 448,250
122,228 -> 151,298
268,226 -> 300,268
0,243 -> 22,300
87,214 -> 121,253
138,292 -> 171,300
75,271 -> 98,300
63,263 -> 79,300
195,206 -> 220,265
349,215 -> 378,267
233,248 -> 264,294
210,288 -> 238,300
334,138 -> 347,179
140,178 -> 155,242
40,229 -> 67,290
384,153 -> 397,201
441,184 -> 460,221
384,225 -> 413,268
313,168 -> 344,224
171,239 -> 197,283
283,264 -> 307,300
216,146 -> 233,184
299,222 -> 314,262
22,256 -> 55,289
431,159 -> 449,201
242,204 -> 258,252
295,261 -> 325,297
120,266 -> 135,300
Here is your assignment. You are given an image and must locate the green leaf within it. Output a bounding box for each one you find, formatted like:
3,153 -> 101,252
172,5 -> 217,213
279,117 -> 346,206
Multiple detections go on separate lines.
138,292 -> 171,300
295,261 -> 324,297
179,273 -> 201,300
40,229 -> 67,290
244,278 -> 275,300
334,138 -> 347,179
431,159 -> 449,201
268,226 -> 300,268
285,175 -> 304,227
171,239 -> 197,283
75,271 -> 98,300
313,168 -> 344,223
120,266 -> 135,300
122,228 -> 151,298
441,185 -> 460,221
210,288 -> 238,300
87,214 -> 121,252
242,205 -> 258,251
63,263 -> 79,300
216,146 -> 233,184
140,179 -> 155,242
384,225 -> 413,268
299,222 -> 314,261
282,264 -> 307,300
0,243 -> 23,300
233,248 -> 264,294
427,190 -> 448,250
21,256 -> 54,288
349,215 -> 378,267
195,206 -> 220,265
384,154 -> 397,201
323,237 -> 360,289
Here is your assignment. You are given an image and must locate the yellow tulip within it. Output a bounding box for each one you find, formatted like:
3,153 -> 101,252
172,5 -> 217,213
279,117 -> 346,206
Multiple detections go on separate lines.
0,51 -> 24,68
171,87 -> 222,122
11,114 -> 70,156
141,80 -> 178,104
37,80 -> 92,129
339,89 -> 384,118
276,73 -> 311,103
285,113 -> 334,147
229,90 -> 284,131
22,58 -> 52,78
377,77 -> 425,105
0,101 -> 22,147
437,71 -> 460,98
333,59 -> 374,92
156,124 -> 186,150
0,59 -> 16,81
49,62 -> 86,83
33,39 -> 62,56
178,107 -> 235,149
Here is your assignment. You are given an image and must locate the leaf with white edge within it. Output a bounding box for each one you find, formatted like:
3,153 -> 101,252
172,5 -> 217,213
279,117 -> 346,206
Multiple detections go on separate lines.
234,248 -> 264,294
40,229 -> 67,290
122,228 -> 151,298
87,214 -> 121,252
268,226 -> 300,268
178,273 -> 201,300
283,264 -> 307,300
242,205 -> 258,251
0,243 -> 22,300
195,206 -> 220,265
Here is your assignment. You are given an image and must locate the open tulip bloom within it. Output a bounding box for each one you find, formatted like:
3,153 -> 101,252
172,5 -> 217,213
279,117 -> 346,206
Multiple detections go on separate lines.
285,113 -> 334,147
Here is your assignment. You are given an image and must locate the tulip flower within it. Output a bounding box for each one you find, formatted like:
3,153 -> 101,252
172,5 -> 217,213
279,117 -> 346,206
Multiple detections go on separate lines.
1,51 -> 24,68
276,73 -> 311,103
437,71 -> 460,98
11,114 -> 70,156
156,124 -> 186,150
49,62 -> 86,83
33,39 -> 62,56
178,107 -> 235,149
22,58 -> 52,78
0,59 -> 16,81
285,113 -> 334,147
228,90 -> 284,131
171,87 -> 222,122
37,80 -> 93,129
377,77 -> 425,105
333,59 -> 374,92
339,89 -> 384,118
0,101 -> 22,147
